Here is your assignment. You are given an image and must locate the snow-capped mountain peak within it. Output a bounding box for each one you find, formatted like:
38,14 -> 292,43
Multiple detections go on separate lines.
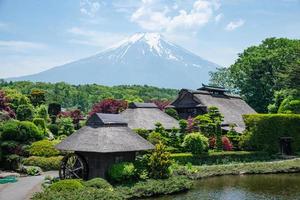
9,32 -> 220,89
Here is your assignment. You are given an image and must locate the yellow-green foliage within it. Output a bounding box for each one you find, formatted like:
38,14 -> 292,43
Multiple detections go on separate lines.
243,114 -> 300,153
23,156 -> 63,170
29,140 -> 60,157
49,179 -> 84,191
149,142 -> 172,179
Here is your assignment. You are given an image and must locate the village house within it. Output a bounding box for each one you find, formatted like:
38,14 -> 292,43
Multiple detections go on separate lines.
56,113 -> 154,180
169,84 -> 256,133
120,102 -> 179,130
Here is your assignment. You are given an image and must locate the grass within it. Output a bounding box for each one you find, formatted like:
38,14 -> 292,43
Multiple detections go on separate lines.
173,158 -> 300,179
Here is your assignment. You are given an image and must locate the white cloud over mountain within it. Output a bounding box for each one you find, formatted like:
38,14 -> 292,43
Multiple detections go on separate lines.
130,0 -> 221,32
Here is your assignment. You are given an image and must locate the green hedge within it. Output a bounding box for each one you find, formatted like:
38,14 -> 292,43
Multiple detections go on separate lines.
22,156 -> 63,171
243,114 -> 300,153
171,151 -> 272,165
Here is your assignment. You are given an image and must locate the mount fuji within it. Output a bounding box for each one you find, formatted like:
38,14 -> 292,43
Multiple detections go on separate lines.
9,33 -> 220,89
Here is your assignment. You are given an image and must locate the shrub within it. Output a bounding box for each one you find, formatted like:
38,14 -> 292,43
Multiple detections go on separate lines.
134,154 -> 150,180
147,131 -> 163,145
16,104 -> 34,121
29,140 -> 60,157
48,124 -> 59,136
1,120 -> 43,142
35,105 -> 49,121
32,188 -> 123,200
83,178 -> 113,190
209,136 -> 216,149
49,179 -> 84,191
171,151 -> 272,165
118,176 -> 192,198
23,166 -> 42,176
18,121 -> 44,141
243,114 -> 300,153
108,162 -> 136,183
222,136 -> 233,151
1,120 -> 19,140
226,125 -> 240,149
48,103 -> 61,117
239,132 -> 254,150
149,142 -> 172,179
133,128 -> 149,139
22,156 -> 63,170
57,117 -> 74,136
33,118 -> 47,134
182,133 -> 209,155
1,140 -> 28,156
165,108 -> 179,120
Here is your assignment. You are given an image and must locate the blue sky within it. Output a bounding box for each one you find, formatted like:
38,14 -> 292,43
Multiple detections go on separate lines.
0,0 -> 300,78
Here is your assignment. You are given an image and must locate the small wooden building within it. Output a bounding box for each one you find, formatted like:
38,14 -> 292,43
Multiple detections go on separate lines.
169,84 -> 256,133
120,102 -> 179,130
56,113 -> 154,180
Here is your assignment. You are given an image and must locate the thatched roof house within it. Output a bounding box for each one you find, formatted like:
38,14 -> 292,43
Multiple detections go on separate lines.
169,85 -> 256,133
120,102 -> 179,130
56,113 -> 154,179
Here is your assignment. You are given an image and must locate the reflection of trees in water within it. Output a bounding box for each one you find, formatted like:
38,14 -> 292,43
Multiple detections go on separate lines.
151,174 -> 300,200
195,174 -> 300,198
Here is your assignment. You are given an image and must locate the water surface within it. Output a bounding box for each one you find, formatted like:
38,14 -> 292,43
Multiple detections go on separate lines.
153,174 -> 300,200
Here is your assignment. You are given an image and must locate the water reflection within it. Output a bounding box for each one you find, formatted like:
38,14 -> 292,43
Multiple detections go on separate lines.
151,174 -> 300,200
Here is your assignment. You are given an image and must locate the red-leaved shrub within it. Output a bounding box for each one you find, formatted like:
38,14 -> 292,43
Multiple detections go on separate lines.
222,136 -> 233,151
89,99 -> 127,116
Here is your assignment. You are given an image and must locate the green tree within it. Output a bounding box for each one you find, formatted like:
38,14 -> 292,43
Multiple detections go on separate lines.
209,67 -> 236,92
229,38 -> 300,112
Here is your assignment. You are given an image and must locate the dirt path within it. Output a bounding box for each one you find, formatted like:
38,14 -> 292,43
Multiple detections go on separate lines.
0,171 -> 58,200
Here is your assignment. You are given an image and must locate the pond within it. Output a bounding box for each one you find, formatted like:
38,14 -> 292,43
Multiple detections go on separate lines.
152,173 -> 300,200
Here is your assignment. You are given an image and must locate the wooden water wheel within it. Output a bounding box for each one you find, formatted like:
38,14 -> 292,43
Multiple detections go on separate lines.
59,153 -> 88,180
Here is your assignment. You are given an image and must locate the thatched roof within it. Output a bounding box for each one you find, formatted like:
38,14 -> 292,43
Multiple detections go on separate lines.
120,103 -> 179,130
56,113 -> 154,153
171,88 -> 256,132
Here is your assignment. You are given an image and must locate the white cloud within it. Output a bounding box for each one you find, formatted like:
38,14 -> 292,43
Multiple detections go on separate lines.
80,0 -> 102,17
68,27 -> 127,48
225,19 -> 245,31
130,0 -> 220,32
215,13 -> 223,22
0,40 -> 47,52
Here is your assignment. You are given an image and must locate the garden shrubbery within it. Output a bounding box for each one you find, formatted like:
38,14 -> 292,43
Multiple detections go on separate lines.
49,179 -> 84,191
182,133 -> 209,155
108,162 -> 136,183
118,176 -> 192,198
243,114 -> 300,153
83,178 -> 113,190
171,151 -> 272,165
1,120 -> 43,142
22,156 -> 63,170
29,140 -> 60,157
33,176 -> 192,200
